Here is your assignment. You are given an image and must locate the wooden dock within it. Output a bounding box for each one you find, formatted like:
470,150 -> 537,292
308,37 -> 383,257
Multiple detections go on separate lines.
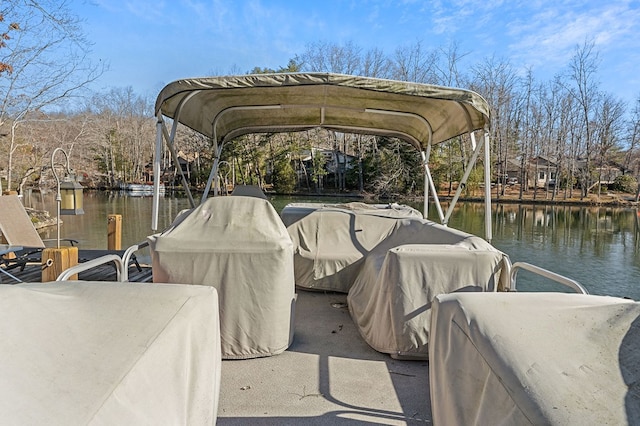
1,249 -> 153,283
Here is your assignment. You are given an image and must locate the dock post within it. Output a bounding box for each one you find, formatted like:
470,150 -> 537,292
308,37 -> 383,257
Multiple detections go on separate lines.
108,214 -> 122,250
41,247 -> 78,281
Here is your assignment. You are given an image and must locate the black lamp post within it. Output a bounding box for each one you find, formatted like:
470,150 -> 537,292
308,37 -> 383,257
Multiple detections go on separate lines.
51,148 -> 84,248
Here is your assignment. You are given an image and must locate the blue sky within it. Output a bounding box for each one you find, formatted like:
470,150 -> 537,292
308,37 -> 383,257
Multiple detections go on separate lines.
73,0 -> 640,105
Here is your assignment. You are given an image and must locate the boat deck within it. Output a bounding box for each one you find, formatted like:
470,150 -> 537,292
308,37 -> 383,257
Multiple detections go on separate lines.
218,290 -> 431,425
2,253 -> 433,424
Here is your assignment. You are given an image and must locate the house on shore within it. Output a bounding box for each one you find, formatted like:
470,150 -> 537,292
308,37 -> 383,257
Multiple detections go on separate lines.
294,147 -> 357,190
500,155 -> 627,190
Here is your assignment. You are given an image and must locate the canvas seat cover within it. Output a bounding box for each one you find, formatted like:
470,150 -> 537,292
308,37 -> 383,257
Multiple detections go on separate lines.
0,281 -> 221,425
149,196 -> 296,359
284,202 -> 422,293
429,292 -> 640,425
347,218 -> 505,359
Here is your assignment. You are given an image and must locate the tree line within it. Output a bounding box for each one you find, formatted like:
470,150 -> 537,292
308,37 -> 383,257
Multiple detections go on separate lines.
1,1 -> 639,201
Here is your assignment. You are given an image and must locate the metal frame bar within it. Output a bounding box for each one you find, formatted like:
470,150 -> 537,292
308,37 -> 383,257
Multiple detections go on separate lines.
201,144 -> 224,201
443,132 -> 485,225
483,131 -> 492,242
0,265 -> 22,283
122,240 -> 150,282
509,261 -> 588,294
161,121 -> 195,207
152,91 -> 201,230
56,254 -> 125,282
152,113 -> 164,231
0,246 -> 24,282
421,150 -> 445,223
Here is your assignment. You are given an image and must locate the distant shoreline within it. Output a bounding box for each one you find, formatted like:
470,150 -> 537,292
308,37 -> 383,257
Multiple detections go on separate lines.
431,193 -> 639,208
332,188 -> 639,208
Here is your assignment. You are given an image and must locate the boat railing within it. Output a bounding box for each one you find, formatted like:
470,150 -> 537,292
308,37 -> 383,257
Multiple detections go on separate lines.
56,254 -> 126,282
122,241 -> 149,282
508,261 -> 588,294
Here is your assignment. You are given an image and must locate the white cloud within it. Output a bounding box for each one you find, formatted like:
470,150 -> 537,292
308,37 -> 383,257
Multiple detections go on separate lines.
123,1 -> 168,22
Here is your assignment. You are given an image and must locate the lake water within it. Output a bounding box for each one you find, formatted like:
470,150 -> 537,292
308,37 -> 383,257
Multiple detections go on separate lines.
22,190 -> 640,300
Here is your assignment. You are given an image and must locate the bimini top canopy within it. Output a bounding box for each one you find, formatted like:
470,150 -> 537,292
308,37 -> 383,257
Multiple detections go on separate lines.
155,72 -> 490,149
152,72 -> 494,241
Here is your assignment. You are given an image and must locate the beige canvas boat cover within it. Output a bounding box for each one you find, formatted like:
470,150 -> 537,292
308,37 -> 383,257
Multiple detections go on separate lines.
0,281 -> 221,425
347,218 -> 505,359
281,201 -> 422,226
284,202 -> 423,292
148,196 -> 296,359
430,292 -> 640,425
155,73 -> 490,149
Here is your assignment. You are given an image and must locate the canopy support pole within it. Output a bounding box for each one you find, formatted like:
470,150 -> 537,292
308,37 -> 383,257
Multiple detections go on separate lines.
422,142 -> 431,218
201,152 -> 218,201
161,122 -> 195,208
423,154 -> 429,218
443,132 -> 485,226
201,145 -> 223,202
483,130 -> 493,242
201,121 -> 222,202
421,147 -> 445,224
151,112 -> 163,231
152,91 -> 201,231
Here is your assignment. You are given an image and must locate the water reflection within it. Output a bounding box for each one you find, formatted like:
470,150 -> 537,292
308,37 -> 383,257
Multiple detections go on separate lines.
440,202 -> 640,300
20,190 -> 640,300
22,190 -> 193,251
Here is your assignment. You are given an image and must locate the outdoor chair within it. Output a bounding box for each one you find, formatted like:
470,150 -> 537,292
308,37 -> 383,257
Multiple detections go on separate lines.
0,195 -> 46,249
0,195 -> 46,281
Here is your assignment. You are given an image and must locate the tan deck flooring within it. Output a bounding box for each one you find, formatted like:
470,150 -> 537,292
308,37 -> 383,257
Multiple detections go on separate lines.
218,290 -> 432,425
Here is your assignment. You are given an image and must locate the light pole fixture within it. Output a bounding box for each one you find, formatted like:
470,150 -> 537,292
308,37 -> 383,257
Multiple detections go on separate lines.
51,147 -> 84,248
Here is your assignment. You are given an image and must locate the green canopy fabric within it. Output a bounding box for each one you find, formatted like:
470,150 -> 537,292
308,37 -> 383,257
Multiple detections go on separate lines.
155,73 -> 490,149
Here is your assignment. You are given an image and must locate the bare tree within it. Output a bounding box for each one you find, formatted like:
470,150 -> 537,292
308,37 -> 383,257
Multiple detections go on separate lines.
624,96 -> 640,196
624,97 -> 640,160
84,87 -> 154,187
566,39 -> 601,198
517,69 -> 536,197
298,40 -> 363,74
592,93 -> 626,197
554,81 -> 577,200
470,56 -> 522,198
434,40 -> 470,87
0,0 -> 103,191
0,11 -> 19,74
536,76 -> 573,200
391,40 -> 438,83
361,47 -> 391,78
